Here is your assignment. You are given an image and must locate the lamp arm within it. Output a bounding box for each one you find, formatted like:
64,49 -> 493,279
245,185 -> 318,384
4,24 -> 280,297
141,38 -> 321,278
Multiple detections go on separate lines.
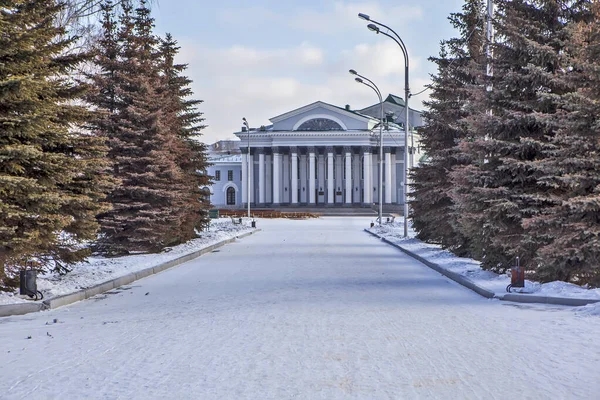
357,79 -> 382,105
355,73 -> 382,99
369,18 -> 409,61
376,30 -> 409,69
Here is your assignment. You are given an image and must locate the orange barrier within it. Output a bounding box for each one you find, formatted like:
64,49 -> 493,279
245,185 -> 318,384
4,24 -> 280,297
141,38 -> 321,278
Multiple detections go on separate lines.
217,210 -> 321,219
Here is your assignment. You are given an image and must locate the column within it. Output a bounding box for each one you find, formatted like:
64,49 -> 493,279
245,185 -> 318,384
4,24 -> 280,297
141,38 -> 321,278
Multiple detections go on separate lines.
241,151 -> 248,204
258,149 -> 265,205
291,147 -> 298,205
385,147 -> 392,204
272,146 -> 281,205
326,146 -> 334,204
249,151 -> 254,203
353,152 -> 360,204
308,147 -> 316,204
363,147 -> 371,205
391,150 -> 397,203
344,146 -> 352,204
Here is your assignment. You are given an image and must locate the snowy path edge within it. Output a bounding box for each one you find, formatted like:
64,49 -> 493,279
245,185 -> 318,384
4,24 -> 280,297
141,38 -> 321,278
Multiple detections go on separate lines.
0,229 -> 261,318
364,229 -> 600,307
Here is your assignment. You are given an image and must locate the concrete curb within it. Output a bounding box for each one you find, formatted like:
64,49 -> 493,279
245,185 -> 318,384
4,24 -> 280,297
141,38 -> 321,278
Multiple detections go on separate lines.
364,229 -> 600,307
498,293 -> 598,307
0,229 -> 261,318
0,302 -> 44,318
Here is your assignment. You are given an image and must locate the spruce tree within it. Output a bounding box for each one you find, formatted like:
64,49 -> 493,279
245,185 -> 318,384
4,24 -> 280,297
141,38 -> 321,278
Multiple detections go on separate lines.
91,1 -> 197,255
524,1 -> 599,285
158,33 -> 211,241
410,0 -> 486,256
450,0 -> 575,272
0,0 -> 111,288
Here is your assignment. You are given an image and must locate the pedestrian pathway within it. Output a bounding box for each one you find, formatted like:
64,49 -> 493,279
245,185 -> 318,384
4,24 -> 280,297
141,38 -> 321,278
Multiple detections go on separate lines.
1,218 -> 599,399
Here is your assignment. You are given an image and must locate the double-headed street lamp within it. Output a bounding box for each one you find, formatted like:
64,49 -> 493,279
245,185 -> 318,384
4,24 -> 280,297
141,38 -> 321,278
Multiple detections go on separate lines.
358,13 -> 410,238
349,69 -> 384,226
242,117 -> 251,218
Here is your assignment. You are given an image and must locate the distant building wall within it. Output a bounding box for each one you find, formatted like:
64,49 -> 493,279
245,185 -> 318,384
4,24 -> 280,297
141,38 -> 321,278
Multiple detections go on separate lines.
206,157 -> 242,207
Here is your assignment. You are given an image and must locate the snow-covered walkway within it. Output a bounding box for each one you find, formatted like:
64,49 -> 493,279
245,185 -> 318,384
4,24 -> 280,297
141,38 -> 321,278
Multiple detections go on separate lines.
1,217 -> 599,399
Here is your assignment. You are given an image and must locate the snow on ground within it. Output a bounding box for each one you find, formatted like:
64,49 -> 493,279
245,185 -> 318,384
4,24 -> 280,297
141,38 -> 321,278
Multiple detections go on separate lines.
371,219 -> 600,300
1,217 -> 599,399
576,301 -> 600,317
0,218 -> 253,305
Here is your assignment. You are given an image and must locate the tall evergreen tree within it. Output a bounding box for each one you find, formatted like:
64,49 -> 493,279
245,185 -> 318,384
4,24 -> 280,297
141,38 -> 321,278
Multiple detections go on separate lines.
524,1 -> 599,285
158,33 -> 211,241
450,0 -> 575,272
0,0 -> 111,288
91,1 -> 206,255
410,0 -> 486,256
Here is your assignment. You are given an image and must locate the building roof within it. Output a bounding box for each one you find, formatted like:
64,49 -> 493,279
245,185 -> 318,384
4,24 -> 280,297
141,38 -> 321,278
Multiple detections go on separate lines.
359,94 -> 423,128
385,94 -> 406,107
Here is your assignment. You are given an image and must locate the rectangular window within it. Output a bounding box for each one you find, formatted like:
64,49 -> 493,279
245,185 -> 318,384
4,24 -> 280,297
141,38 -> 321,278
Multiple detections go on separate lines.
240,170 -> 242,180
214,170 -> 221,181
228,170 -> 233,181
315,159 -> 318,179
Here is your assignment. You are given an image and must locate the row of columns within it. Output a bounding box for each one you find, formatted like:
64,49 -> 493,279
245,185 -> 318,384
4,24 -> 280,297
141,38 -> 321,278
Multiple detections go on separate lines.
242,146 -> 400,206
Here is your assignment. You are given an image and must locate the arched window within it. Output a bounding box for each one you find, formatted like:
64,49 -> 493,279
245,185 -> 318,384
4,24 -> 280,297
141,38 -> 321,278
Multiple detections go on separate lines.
296,118 -> 343,131
226,187 -> 236,205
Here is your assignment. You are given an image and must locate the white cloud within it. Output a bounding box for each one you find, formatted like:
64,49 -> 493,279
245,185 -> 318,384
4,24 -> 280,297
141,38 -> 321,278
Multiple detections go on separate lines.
174,1 -> 434,144
340,41 -> 423,79
286,1 -> 423,35
215,1 -> 423,37
216,6 -> 280,25
175,40 -> 432,144
298,43 -> 324,66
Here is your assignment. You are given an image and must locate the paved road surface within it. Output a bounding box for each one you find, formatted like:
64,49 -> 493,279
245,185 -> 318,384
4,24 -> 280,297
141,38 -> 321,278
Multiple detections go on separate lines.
1,218 -> 599,399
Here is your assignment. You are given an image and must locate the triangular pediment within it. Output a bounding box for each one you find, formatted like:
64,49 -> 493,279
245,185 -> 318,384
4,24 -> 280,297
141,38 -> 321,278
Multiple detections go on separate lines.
269,101 -> 376,132
270,101 -> 371,123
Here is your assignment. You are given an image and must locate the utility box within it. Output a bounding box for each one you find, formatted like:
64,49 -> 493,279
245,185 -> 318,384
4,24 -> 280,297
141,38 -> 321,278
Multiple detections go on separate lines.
20,270 -> 39,299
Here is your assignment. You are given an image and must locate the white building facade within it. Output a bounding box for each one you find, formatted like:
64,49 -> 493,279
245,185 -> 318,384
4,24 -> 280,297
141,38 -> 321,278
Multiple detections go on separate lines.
208,97 -> 422,208
206,153 -> 242,206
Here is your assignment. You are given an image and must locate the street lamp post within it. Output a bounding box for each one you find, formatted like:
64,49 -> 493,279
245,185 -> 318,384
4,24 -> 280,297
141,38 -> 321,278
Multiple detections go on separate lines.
242,117 -> 251,218
358,13 -> 410,238
349,69 -> 383,226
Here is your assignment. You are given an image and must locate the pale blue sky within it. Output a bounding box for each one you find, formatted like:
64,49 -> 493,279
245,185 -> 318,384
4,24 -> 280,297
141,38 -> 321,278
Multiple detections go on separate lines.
152,0 -> 465,143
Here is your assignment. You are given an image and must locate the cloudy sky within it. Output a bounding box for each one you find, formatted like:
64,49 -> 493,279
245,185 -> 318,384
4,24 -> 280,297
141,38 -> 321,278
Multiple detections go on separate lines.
152,0 -> 465,144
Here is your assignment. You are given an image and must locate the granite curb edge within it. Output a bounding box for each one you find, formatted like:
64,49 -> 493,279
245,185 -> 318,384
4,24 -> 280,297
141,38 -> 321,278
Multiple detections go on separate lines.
0,228 -> 261,318
364,229 -> 600,307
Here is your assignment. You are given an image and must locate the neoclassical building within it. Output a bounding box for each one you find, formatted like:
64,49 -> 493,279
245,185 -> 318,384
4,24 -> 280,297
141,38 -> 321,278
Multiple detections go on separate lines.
208,95 -> 423,208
